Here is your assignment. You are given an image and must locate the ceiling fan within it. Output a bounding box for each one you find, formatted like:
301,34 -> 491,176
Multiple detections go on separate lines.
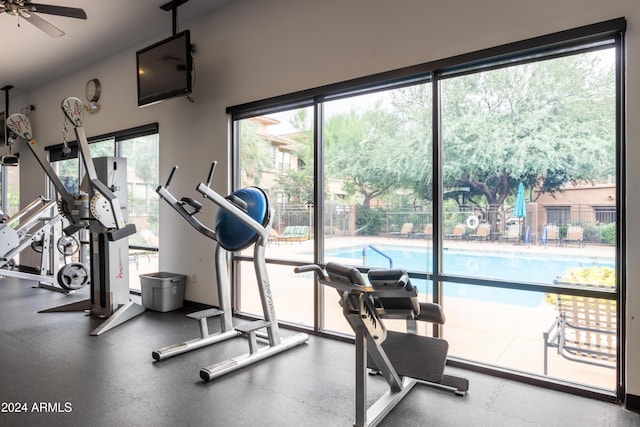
0,1 -> 86,38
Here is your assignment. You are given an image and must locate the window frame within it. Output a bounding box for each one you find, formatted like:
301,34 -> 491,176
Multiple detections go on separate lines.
47,123 -> 160,289
229,18 -> 626,401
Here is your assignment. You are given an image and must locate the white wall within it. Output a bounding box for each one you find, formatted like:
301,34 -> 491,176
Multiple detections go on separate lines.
4,0 -> 639,397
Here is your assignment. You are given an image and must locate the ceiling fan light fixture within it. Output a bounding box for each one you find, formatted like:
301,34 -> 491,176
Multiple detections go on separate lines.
1,1 -> 87,36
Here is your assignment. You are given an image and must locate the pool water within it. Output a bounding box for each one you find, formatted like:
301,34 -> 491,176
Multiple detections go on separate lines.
326,246 -> 615,308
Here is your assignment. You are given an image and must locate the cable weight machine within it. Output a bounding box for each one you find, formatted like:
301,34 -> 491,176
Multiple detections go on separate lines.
0,195 -> 88,293
7,97 -> 143,335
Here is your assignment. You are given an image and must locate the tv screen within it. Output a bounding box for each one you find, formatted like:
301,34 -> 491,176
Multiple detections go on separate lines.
136,30 -> 192,107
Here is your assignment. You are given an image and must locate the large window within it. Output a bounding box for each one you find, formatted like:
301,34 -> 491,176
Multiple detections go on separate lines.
236,108 -> 316,328
232,20 -> 624,399
595,206 -> 616,224
1,110 -> 20,217
1,163 -> 19,217
49,124 -> 160,290
547,206 -> 572,226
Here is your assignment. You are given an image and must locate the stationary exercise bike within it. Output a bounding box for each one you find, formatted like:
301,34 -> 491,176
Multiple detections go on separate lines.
295,262 -> 468,427
155,162 -> 309,381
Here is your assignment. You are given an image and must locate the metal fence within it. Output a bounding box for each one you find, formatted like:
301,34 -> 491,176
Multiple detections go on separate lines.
273,202 -> 616,245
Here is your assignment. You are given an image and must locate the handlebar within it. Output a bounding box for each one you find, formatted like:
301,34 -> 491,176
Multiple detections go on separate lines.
225,194 -> 248,211
294,264 -> 326,277
166,165 -> 179,188
206,162 -> 216,187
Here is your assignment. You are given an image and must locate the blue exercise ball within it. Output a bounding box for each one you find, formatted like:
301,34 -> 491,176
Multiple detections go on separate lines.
215,187 -> 270,251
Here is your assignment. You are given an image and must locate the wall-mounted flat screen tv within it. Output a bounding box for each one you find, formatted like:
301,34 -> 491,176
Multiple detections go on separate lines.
136,30 -> 192,107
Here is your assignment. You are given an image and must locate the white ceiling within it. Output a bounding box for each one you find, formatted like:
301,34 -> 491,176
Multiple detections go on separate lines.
1,0 -> 231,95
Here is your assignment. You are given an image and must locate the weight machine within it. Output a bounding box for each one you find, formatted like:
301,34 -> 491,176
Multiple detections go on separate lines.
0,196 -> 88,292
295,262 -> 468,427
155,162 -> 309,381
6,97 -> 143,335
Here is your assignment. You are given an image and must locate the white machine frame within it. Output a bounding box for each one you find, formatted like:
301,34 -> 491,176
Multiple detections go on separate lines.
6,98 -> 143,335
155,162 -> 309,381
0,196 -> 70,292
295,262 -> 468,427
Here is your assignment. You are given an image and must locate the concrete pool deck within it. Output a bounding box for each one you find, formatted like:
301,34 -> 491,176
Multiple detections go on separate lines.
252,236 -> 617,391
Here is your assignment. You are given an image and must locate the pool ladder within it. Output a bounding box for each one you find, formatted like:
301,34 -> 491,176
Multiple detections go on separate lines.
362,244 -> 393,268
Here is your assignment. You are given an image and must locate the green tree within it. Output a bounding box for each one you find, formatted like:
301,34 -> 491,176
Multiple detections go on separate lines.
440,51 -> 615,213
324,105 -> 405,207
276,169 -> 313,204
239,120 -> 273,186
121,136 -> 158,184
274,109 -> 314,204
387,84 -> 433,202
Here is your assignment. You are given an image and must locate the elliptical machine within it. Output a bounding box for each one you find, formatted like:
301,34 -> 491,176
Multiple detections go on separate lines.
155,162 -> 309,381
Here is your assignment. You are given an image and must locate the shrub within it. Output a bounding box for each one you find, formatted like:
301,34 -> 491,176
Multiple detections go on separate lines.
601,222 -> 616,245
356,206 -> 384,235
559,225 -> 568,239
582,224 -> 600,243
545,266 -> 615,306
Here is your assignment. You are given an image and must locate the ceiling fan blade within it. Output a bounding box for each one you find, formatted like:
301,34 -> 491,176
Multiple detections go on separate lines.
23,12 -> 65,37
27,3 -> 87,19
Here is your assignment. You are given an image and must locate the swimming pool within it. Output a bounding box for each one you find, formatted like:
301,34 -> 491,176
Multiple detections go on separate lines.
325,246 -> 615,308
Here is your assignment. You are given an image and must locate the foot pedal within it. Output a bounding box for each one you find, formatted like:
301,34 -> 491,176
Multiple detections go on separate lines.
235,320 -> 271,354
187,308 -> 224,320
441,374 -> 469,396
234,319 -> 271,333
187,308 -> 225,338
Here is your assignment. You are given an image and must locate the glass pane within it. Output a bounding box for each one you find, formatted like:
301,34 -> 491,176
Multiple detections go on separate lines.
89,138 -> 115,158
322,85 -> 433,331
443,281 -> 616,390
238,261 -> 315,328
542,289 -> 616,388
236,108 -> 315,324
120,134 -> 159,290
440,48 -> 617,283
440,48 -> 617,390
52,158 -> 79,194
3,164 -> 19,216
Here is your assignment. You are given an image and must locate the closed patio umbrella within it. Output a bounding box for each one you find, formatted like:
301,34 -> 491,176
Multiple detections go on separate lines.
514,182 -> 526,243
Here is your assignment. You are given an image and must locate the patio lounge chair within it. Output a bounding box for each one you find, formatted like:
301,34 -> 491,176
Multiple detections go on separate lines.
565,225 -> 585,247
544,224 -> 560,246
469,223 -> 491,241
277,225 -> 309,243
390,222 -> 414,239
444,223 -> 466,240
268,228 -> 280,246
414,223 -> 433,239
542,292 -> 616,375
501,223 -> 520,243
